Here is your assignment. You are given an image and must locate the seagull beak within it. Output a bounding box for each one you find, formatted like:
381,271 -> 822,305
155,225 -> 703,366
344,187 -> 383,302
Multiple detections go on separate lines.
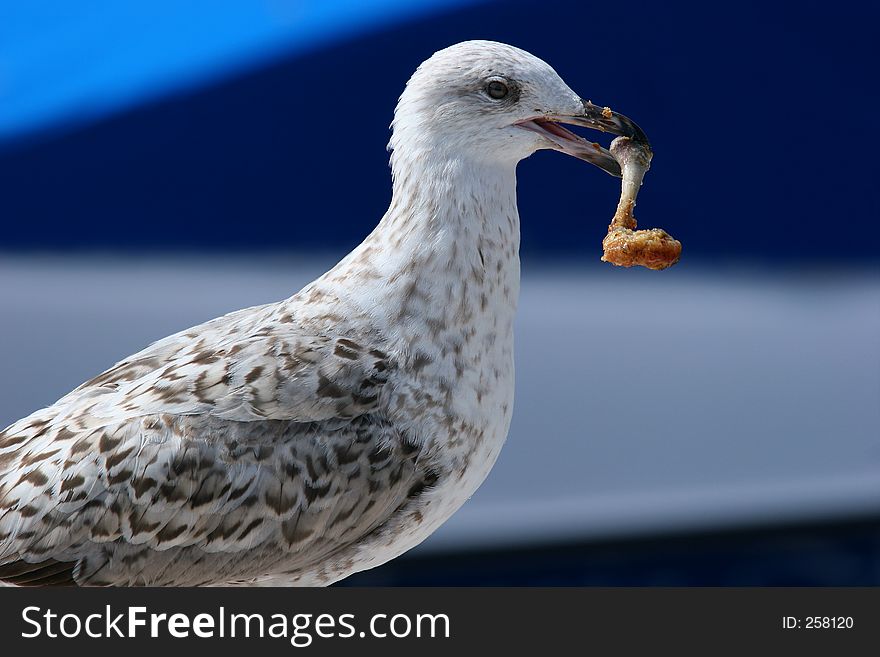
566,100 -> 650,144
515,100 -> 650,178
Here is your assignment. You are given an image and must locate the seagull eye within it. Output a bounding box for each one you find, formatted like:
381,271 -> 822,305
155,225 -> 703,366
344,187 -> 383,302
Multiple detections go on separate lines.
486,80 -> 509,100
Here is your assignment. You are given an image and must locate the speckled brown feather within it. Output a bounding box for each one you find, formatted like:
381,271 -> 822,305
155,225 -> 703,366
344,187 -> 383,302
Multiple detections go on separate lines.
0,301 -> 445,585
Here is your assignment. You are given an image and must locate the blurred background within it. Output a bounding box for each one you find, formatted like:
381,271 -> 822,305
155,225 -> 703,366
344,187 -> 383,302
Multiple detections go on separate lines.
1,0 -> 878,585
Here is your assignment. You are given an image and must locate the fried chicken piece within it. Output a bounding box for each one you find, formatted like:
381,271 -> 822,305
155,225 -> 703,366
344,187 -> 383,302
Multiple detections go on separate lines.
601,137 -> 681,270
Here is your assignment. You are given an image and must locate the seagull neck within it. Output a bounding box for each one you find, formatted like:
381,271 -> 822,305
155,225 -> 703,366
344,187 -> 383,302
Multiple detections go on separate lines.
312,148 -> 522,348
380,150 -> 522,290
385,145 -> 521,238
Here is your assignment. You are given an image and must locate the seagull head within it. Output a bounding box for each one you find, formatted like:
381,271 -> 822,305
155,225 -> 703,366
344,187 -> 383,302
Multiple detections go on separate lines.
390,40 -> 648,177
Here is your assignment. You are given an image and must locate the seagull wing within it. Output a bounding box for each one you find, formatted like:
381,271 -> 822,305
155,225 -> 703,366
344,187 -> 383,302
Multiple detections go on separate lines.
0,305 -> 428,586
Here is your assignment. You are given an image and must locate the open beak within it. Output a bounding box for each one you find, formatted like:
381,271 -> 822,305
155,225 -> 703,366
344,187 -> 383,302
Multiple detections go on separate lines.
515,100 -> 649,178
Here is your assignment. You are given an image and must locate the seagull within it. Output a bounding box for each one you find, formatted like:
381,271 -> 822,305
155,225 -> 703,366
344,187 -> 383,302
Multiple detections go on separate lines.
0,40 -> 647,586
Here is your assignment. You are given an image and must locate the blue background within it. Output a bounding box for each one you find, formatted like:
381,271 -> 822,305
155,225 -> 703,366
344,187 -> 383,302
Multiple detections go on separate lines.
1,0 -> 878,260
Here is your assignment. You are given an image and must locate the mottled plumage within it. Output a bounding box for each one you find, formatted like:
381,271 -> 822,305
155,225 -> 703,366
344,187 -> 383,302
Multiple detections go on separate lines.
0,40 -> 626,585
